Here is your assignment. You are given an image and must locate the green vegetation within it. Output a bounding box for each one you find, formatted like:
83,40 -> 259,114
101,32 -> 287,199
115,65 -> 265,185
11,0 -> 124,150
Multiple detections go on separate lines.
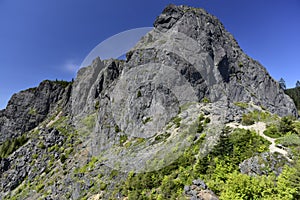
94,100 -> 100,110
242,114 -> 255,125
60,154 -> 67,163
0,134 -> 28,158
276,133 -> 300,146
242,110 -> 279,126
137,90 -> 142,98
234,101 -> 249,109
75,157 -> 98,174
114,125 -> 121,133
53,79 -> 72,88
202,97 -> 210,104
154,132 -> 171,144
28,108 -> 37,115
111,126 -> 273,199
171,116 -> 182,128
82,114 -> 96,131
142,117 -> 152,124
120,135 -> 128,146
285,86 -> 300,110
264,116 -> 297,138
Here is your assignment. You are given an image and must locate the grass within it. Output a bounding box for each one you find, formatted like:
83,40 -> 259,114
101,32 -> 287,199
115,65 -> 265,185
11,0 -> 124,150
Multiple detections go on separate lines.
234,102 -> 249,109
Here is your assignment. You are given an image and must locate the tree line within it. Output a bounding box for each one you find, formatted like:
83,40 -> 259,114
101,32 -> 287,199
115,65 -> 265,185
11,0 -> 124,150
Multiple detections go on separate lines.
279,78 -> 300,90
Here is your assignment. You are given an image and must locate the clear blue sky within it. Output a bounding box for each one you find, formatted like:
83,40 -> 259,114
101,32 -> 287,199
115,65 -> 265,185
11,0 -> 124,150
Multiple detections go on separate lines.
0,0 -> 299,109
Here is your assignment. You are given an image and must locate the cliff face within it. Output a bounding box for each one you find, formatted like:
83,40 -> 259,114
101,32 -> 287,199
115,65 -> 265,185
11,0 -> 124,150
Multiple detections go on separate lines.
70,4 -> 297,155
0,4 -> 298,200
0,80 -> 71,143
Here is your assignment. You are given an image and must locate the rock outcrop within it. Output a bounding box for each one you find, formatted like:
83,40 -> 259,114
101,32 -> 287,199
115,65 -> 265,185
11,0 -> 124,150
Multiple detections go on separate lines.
0,80 -> 71,143
70,4 -> 297,159
239,152 -> 289,177
184,179 -> 219,200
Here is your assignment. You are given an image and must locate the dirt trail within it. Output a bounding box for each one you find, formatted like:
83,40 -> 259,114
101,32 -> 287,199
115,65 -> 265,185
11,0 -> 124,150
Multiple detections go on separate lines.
227,122 -> 291,161
46,111 -> 63,128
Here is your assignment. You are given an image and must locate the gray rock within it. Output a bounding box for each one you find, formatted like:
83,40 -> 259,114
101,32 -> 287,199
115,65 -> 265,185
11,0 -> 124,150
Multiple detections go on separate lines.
239,152 -> 289,176
69,4 -> 297,172
192,179 -> 207,189
0,80 -> 71,143
0,158 -> 10,172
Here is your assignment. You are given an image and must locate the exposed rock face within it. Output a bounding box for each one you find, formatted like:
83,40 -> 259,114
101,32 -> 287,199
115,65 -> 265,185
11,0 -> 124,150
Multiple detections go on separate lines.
70,4 -> 297,157
185,179 -> 219,200
239,152 -> 288,177
0,80 -> 71,143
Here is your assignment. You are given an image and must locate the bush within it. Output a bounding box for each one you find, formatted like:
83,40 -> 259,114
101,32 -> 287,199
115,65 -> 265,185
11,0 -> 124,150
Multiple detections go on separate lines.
119,135 -> 128,146
137,90 -> 142,98
276,133 -> 300,146
172,116 -> 181,128
264,124 -> 281,138
0,135 -> 28,158
279,116 -> 294,134
242,114 -> 255,126
60,154 -> 67,163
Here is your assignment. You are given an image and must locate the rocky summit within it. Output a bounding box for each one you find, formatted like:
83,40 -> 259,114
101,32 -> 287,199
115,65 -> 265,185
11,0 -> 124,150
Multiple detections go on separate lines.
0,4 -> 299,200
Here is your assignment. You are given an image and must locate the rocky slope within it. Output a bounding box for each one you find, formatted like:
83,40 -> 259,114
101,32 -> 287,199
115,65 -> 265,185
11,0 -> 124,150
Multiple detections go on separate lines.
0,4 -> 298,200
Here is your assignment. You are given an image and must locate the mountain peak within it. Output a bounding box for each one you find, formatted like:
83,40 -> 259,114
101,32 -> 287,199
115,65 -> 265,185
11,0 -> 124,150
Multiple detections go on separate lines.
0,4 -> 298,199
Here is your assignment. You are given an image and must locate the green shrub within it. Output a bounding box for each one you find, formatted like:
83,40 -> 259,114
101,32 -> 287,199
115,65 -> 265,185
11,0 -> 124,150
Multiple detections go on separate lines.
60,154 -> 67,163
28,108 -> 37,115
198,114 -> 205,122
53,79 -> 71,88
142,117 -> 152,124
82,114 -> 96,131
276,133 -> 300,146
120,135 -> 128,146
279,116 -> 294,134
197,123 -> 204,133
114,125 -> 121,133
137,90 -> 142,98
264,124 -> 281,138
0,134 -> 28,158
172,116 -> 181,128
202,97 -> 210,103
241,114 -> 255,126
94,100 -> 100,110
109,169 -> 119,179
154,133 -> 171,144
100,182 -> 107,190
204,117 -> 211,124
36,183 -> 44,192
37,141 -> 46,149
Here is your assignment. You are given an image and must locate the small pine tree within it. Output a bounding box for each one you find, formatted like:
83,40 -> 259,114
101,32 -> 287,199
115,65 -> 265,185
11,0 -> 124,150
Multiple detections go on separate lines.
296,80 -> 300,88
279,78 -> 286,90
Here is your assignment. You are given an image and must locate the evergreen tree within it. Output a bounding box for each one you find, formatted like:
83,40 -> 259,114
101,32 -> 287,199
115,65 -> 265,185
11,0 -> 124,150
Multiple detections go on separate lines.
279,78 -> 286,90
296,80 -> 300,88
